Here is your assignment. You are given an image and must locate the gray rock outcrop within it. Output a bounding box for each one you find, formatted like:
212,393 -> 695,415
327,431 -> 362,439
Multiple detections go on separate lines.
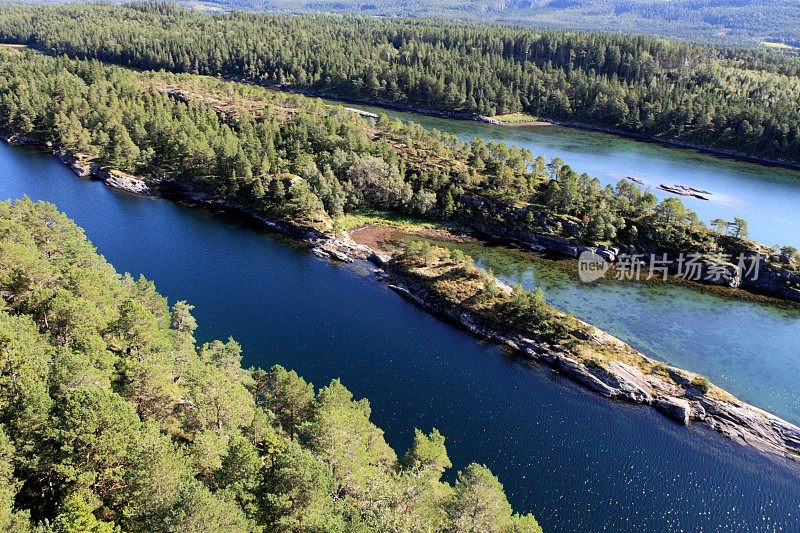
97,169 -> 150,195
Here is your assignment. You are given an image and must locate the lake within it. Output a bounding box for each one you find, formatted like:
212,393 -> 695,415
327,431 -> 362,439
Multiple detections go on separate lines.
2,141 -> 799,531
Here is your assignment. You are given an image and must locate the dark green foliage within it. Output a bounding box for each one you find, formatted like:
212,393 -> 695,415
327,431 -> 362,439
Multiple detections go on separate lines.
500,285 -> 551,331
0,199 -> 539,531
0,3 -> 798,162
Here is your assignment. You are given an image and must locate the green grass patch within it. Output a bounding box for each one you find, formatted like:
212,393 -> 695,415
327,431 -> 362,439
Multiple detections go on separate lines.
493,112 -> 543,124
336,209 -> 450,232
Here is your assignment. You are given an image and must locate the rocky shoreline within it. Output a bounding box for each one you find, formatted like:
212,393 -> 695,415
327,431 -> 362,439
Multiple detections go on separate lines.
9,137 -> 800,466
25,133 -> 800,303
42,149 -> 800,304
305,223 -> 800,464
453,194 -> 800,303
375,267 -> 800,463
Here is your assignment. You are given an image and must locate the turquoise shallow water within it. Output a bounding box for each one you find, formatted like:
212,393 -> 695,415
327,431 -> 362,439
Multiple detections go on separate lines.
329,99 -> 800,249
410,238 -> 800,425
2,142 -> 800,530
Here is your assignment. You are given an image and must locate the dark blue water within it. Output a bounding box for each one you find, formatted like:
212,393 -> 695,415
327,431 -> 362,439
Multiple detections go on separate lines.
2,142 -> 799,531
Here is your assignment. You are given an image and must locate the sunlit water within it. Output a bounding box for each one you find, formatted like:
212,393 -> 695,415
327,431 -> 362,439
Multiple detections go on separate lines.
331,100 -> 800,248
2,142 -> 799,530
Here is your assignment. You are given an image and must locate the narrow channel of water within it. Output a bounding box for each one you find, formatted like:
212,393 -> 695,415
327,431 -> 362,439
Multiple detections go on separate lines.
2,142 -> 799,531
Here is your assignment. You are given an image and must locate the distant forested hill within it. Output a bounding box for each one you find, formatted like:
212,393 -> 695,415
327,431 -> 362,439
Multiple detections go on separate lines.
12,0 -> 794,45
202,0 -> 800,46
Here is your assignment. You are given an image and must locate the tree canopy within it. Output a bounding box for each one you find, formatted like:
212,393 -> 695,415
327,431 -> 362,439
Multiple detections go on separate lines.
0,48 -> 778,265
0,198 -> 541,531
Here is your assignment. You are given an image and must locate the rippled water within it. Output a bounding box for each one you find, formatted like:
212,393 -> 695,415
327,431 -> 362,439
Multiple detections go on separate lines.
2,142 -> 799,531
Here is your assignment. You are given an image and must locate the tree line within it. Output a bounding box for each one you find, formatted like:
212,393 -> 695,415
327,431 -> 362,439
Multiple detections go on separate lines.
0,198 -> 541,532
190,0 -> 800,46
0,2 -> 798,162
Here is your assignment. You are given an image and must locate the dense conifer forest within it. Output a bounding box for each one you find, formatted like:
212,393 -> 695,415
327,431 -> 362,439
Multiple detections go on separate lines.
1,3 -> 799,531
0,198 -> 541,532
0,2 -> 798,163
3,49 -> 793,266
247,0 -> 800,46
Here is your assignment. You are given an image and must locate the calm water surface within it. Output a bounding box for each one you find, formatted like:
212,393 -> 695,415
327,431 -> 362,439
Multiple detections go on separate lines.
2,143 -> 799,531
334,100 -> 800,248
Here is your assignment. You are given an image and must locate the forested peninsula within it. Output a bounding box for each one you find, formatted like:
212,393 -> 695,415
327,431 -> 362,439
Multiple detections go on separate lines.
0,2 -> 799,165
2,47 -> 799,301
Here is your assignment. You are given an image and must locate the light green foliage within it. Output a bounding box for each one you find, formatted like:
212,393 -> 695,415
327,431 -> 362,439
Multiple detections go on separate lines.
0,311 -> 52,431
50,387 -> 142,500
398,429 -> 454,531
255,365 -> 314,440
199,337 -> 244,375
402,428 -> 452,481
0,200 -> 536,531
305,379 -> 397,500
183,361 -> 255,434
171,300 -> 197,334
447,464 -> 541,533
52,495 -> 121,533
731,217 -> 749,240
